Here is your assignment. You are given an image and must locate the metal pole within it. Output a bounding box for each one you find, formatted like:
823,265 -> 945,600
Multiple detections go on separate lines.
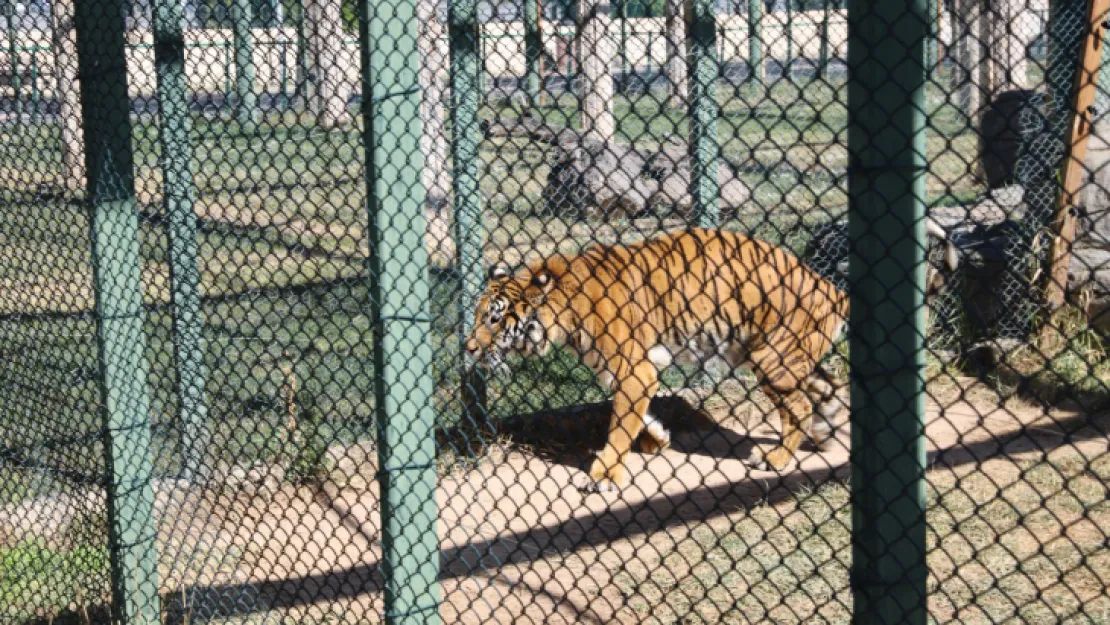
525,0 -> 543,102
687,0 -> 719,226
748,0 -> 761,83
846,0 -> 928,622
153,0 -> 210,482
357,0 -> 441,619
73,0 -> 161,618
231,0 -> 258,127
448,0 -> 488,427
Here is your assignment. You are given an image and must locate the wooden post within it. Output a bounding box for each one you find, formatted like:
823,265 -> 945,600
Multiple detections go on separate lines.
1043,0 -> 1110,312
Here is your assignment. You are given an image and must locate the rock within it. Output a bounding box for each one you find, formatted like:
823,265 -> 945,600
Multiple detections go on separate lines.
483,115 -> 750,220
930,185 -> 1025,229
542,139 -> 750,220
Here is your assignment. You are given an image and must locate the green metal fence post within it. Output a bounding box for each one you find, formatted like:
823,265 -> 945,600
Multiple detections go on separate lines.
153,0 -> 210,482
73,0 -> 161,619
846,0 -> 928,623
748,0 -> 762,83
231,0 -> 258,127
525,0 -> 543,102
687,0 -> 720,227
357,0 -> 441,619
448,0 -> 488,425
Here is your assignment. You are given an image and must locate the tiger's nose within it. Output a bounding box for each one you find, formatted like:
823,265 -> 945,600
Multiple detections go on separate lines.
465,338 -> 481,357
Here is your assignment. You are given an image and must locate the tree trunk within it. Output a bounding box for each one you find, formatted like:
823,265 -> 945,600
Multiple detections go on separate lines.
50,0 -> 85,189
303,0 -> 348,127
665,0 -> 687,108
988,0 -> 1036,90
976,0 -> 995,101
418,0 -> 449,208
953,0 -> 984,117
578,0 -> 615,145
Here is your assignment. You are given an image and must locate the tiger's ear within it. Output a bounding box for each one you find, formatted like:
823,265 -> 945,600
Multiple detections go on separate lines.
530,270 -> 554,293
489,264 -> 509,280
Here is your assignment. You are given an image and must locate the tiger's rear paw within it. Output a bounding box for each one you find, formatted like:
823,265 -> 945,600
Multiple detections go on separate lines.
809,421 -> 834,451
745,444 -> 794,472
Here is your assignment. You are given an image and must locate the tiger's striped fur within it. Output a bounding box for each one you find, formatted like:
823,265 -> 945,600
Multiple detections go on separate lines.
464,227 -> 932,492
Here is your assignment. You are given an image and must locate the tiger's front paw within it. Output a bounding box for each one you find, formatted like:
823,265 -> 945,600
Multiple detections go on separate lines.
577,457 -> 627,493
745,444 -> 794,472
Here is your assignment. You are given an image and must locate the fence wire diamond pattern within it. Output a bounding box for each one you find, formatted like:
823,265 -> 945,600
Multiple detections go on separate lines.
1,0 -> 1109,622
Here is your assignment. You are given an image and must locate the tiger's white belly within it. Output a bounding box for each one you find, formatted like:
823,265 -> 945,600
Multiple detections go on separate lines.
647,332 -> 749,372
574,329 -> 749,391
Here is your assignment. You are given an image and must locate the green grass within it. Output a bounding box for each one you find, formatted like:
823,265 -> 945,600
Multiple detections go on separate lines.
0,540 -> 109,622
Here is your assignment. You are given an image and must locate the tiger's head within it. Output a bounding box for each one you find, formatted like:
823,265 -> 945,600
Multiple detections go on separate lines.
464,263 -> 558,367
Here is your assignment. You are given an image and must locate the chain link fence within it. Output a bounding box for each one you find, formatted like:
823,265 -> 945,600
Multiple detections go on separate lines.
2,0 -> 1110,622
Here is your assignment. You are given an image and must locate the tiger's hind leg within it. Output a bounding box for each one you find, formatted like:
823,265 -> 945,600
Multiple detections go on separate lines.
746,385 -> 814,471
744,336 -> 824,471
806,368 -> 843,450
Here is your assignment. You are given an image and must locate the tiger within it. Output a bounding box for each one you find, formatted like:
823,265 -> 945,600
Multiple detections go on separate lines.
464,226 -> 957,492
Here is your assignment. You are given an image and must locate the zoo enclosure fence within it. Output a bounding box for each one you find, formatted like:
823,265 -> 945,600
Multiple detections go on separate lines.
1,0 -> 1109,623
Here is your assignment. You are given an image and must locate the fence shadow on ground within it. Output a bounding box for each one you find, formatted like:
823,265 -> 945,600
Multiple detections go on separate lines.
129,392 -> 1106,621
18,397 -> 1107,623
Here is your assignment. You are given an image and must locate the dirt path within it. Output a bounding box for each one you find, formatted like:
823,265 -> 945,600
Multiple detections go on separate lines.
159,391 -> 1107,624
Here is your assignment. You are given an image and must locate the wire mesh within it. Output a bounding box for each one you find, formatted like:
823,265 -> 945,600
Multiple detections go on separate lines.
0,0 -> 1109,622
